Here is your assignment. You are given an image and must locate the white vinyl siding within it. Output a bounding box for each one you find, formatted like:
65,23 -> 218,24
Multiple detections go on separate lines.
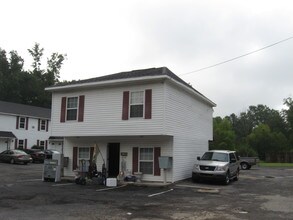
50,83 -> 164,137
164,81 -> 213,181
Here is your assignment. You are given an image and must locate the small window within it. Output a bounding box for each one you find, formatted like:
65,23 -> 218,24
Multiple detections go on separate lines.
67,97 -> 78,121
19,117 -> 26,129
78,147 -> 90,172
40,120 -> 46,131
139,148 -> 153,174
130,91 -> 144,118
18,140 -> 24,149
39,141 -> 45,148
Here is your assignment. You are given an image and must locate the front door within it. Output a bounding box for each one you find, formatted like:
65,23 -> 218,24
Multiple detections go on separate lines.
107,143 -> 120,177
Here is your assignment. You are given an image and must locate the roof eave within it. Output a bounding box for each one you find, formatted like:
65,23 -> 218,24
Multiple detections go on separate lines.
45,75 -> 168,92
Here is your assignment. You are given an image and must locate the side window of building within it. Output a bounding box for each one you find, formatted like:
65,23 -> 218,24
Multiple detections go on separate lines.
40,120 -> 46,130
18,140 -> 24,149
122,89 -> 152,120
16,116 -> 29,130
130,91 -> 144,118
139,148 -> 154,174
60,95 -> 85,123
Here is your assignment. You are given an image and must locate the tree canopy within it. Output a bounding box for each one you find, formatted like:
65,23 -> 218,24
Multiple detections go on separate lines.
212,103 -> 293,160
0,43 -> 66,108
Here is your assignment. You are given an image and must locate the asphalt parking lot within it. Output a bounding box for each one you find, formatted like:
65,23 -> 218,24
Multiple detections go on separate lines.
0,163 -> 293,220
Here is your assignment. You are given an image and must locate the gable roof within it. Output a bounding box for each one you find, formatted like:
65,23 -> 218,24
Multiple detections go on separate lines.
47,67 -> 216,107
0,101 -> 51,119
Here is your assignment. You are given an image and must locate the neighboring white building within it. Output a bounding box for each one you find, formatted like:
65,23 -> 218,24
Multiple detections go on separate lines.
0,101 -> 51,152
46,67 -> 216,182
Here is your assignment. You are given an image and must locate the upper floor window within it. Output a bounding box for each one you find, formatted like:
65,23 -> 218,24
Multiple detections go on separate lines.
130,91 -> 144,118
60,95 -> 85,123
67,97 -> 78,121
40,120 -> 46,131
122,90 -> 152,120
19,117 -> 26,129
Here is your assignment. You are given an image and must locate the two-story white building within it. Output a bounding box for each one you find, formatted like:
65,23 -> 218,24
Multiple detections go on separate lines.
46,67 -> 216,183
0,101 -> 51,152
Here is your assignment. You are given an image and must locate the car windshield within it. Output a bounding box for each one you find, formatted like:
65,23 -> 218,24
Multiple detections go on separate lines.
201,152 -> 228,162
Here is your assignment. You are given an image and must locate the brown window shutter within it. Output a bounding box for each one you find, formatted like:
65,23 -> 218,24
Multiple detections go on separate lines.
15,138 -> 18,149
37,140 -> 39,147
25,139 -> 27,149
122,91 -> 129,120
16,116 -> 19,129
38,119 -> 40,131
145,89 -> 152,119
45,140 -> 48,150
46,120 -> 49,132
60,97 -> 67,122
154,147 -> 161,176
73,147 -> 78,170
132,147 -> 138,174
90,147 -> 94,163
26,117 -> 29,130
78,95 -> 85,122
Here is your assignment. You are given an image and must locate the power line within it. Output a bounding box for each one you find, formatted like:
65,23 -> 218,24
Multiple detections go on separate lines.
180,36 -> 293,76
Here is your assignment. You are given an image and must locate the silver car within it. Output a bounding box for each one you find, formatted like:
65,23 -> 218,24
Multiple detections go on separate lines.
192,150 -> 240,185
0,149 -> 32,165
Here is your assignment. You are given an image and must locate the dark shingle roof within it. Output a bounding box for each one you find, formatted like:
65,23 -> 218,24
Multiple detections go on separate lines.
48,67 -> 215,106
0,131 -> 16,138
52,67 -> 204,95
0,101 -> 51,119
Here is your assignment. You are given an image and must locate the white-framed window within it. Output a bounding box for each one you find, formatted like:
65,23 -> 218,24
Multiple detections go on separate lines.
78,147 -> 90,172
19,117 -> 26,129
130,91 -> 144,118
139,148 -> 154,174
39,141 -> 45,148
18,139 -> 24,149
66,97 -> 78,121
40,120 -> 46,131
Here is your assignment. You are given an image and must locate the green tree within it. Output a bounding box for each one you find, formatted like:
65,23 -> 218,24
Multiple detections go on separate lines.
0,43 -> 66,108
210,117 -> 236,150
283,97 -> 293,149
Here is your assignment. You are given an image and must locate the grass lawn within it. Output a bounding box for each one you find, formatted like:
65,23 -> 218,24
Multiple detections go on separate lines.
259,162 -> 293,167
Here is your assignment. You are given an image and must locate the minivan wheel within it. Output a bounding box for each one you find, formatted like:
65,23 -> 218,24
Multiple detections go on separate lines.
224,172 -> 230,185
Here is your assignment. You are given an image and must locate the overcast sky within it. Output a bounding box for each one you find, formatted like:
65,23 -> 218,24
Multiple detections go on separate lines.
1,0 -> 292,117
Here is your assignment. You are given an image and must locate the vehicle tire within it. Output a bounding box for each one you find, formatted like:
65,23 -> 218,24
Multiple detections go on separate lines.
241,162 -> 249,170
234,169 -> 239,181
224,171 -> 230,185
247,165 -> 252,170
10,158 -> 15,164
24,162 -> 28,165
